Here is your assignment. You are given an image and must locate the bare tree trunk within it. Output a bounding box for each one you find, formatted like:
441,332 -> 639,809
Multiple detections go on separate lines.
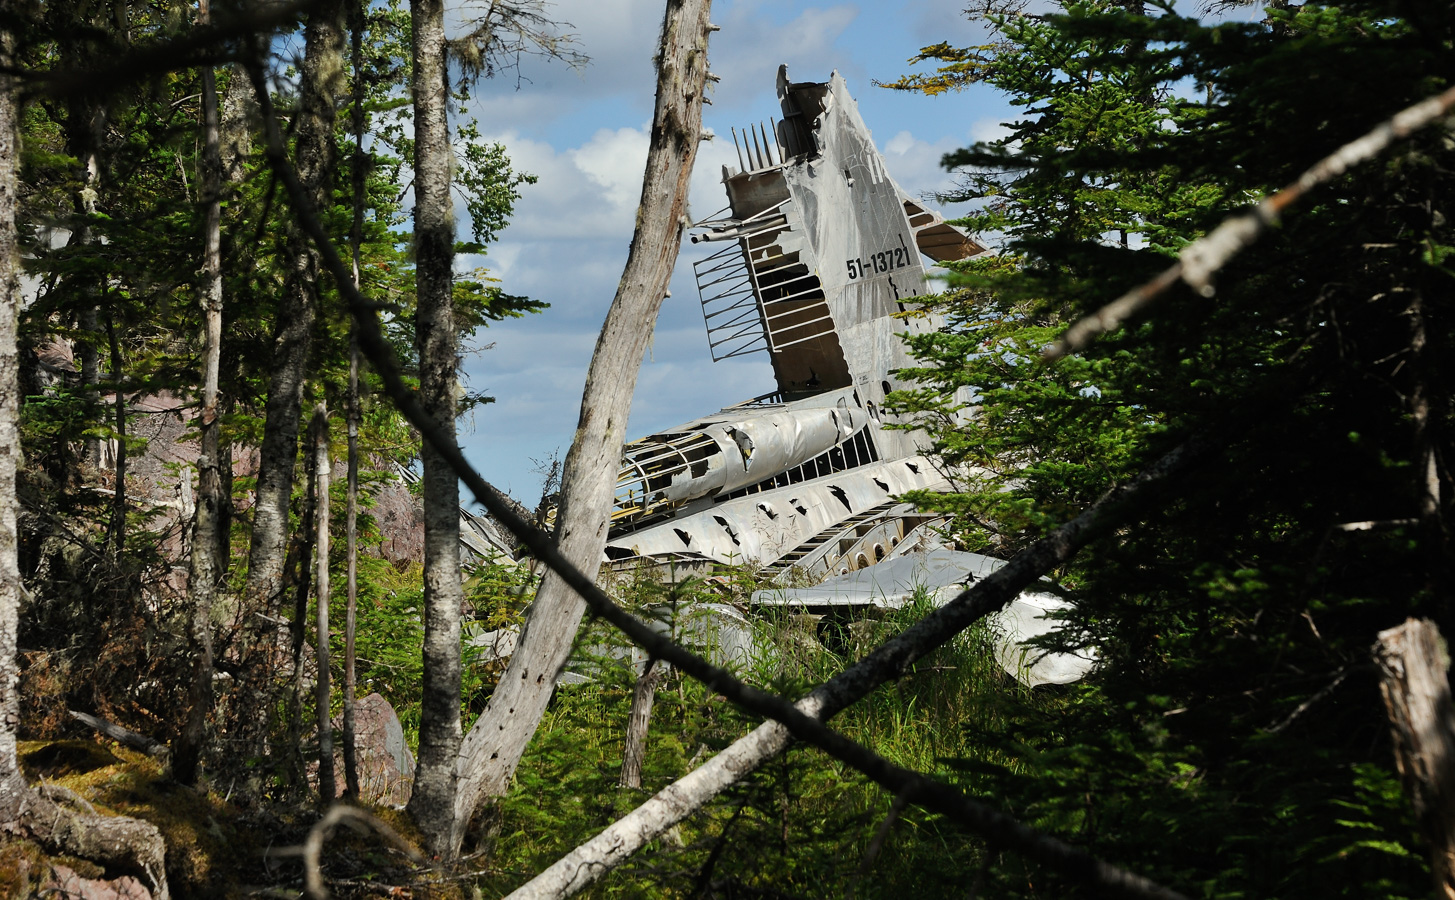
0,19 -> 27,826
451,0 -> 714,851
103,307 -> 125,553
313,404 -> 335,802
1375,618 -> 1455,900
619,659 -> 669,789
340,0 -> 366,801
239,0 -> 344,642
237,0 -> 344,761
285,433 -> 319,790
403,0 -> 464,854
176,0 -> 226,782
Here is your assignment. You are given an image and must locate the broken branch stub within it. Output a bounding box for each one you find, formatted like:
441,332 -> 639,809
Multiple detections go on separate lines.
1375,618 -> 1455,900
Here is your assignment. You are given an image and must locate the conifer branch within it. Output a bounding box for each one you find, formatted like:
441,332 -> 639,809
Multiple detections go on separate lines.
1045,82 -> 1455,361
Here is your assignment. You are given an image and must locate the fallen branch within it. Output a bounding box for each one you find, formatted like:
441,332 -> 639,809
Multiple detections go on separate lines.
68,710 -> 170,760
252,62 -> 1200,900
1044,83 -> 1455,361
21,787 -> 170,900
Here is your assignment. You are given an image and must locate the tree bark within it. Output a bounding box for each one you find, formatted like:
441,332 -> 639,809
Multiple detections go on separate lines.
0,16 -> 28,828
236,0 -> 344,763
619,659 -> 668,789
403,0 -> 465,855
176,0 -> 226,784
313,404 -> 335,803
104,307 -> 125,553
340,0 -> 366,801
239,0 -> 345,646
285,423 -> 319,789
450,0 -> 714,848
1407,291 -> 1452,624
1375,618 -> 1455,900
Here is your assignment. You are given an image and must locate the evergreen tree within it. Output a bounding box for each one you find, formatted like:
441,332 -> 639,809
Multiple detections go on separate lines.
888,0 -> 1453,894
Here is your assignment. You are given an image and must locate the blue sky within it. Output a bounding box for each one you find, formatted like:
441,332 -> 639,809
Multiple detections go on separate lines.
452,0 -> 1017,502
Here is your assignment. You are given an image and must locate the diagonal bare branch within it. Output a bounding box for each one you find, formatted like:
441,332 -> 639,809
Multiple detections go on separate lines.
1044,82 -> 1455,361
248,56 -> 1197,900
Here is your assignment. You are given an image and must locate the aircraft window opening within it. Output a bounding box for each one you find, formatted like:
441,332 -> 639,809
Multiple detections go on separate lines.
713,426 -> 880,504
873,544 -> 886,562
854,553 -> 870,569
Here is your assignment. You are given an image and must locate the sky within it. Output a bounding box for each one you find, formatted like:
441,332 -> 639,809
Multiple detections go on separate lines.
451,0 -> 1017,503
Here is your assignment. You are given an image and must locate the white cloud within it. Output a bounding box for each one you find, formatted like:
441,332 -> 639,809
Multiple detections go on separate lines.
569,126 -> 652,213
705,4 -> 860,110
970,116 -> 1013,145
879,129 -> 971,212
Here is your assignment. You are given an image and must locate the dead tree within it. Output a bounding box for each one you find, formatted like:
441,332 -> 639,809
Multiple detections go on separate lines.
1375,618 -> 1455,899
619,659 -> 670,789
340,0 -> 366,802
404,0 -> 585,856
450,0 -> 715,852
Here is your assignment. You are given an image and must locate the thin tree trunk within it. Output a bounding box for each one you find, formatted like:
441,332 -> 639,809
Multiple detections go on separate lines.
340,0 -> 365,801
103,307 -> 125,553
1375,618 -> 1455,899
313,404 -> 335,803
0,19 -> 27,825
239,0 -> 344,645
176,0 -> 226,782
236,0 -> 344,761
403,0 -> 464,854
285,431 -> 319,790
619,659 -> 668,789
451,0 -> 714,849
78,305 -> 101,466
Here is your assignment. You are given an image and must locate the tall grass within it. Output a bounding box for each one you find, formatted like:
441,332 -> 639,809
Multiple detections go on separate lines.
469,579 -> 1057,898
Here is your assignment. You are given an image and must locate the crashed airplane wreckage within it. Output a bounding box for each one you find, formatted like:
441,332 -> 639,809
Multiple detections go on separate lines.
606,67 -> 975,571
479,68 -> 1093,687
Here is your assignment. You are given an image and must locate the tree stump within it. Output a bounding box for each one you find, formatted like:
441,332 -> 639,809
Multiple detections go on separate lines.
1374,617 -> 1455,899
